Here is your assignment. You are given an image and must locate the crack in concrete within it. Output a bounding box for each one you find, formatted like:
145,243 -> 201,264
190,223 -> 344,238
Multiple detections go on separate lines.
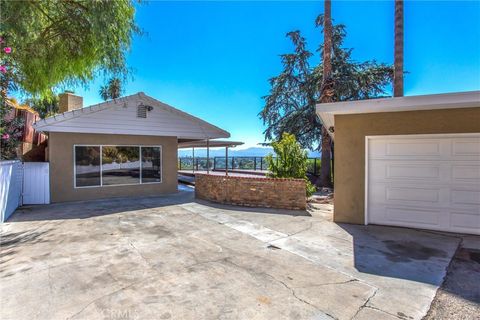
67,277 -> 151,320
128,241 -> 155,269
362,306 -> 406,320
218,258 -> 337,320
352,287 -> 378,319
181,204 -> 380,301
350,288 -> 405,320
294,278 -> 358,289
266,273 -> 338,320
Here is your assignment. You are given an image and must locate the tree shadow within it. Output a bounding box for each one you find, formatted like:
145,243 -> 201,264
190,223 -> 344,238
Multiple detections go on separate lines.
0,228 -> 52,277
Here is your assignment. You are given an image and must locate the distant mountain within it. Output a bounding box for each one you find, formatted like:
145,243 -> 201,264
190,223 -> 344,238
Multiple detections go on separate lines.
178,146 -> 320,158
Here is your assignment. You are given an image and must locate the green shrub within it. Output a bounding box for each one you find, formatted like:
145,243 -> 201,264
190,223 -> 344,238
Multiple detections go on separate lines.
266,133 -> 316,197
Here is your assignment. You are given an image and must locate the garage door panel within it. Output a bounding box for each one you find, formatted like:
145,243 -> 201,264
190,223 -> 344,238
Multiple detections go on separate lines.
452,138 -> 480,156
387,187 -> 440,203
369,161 -> 442,181
451,190 -> 480,205
387,164 -> 440,180
386,140 -> 441,157
370,184 -> 443,208
367,134 -> 480,235
369,206 -> 440,226
452,165 -> 480,182
369,139 -> 445,159
450,211 -> 480,232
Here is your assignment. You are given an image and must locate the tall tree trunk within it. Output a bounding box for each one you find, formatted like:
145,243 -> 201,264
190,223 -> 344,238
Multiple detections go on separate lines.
319,0 -> 333,188
393,0 -> 404,97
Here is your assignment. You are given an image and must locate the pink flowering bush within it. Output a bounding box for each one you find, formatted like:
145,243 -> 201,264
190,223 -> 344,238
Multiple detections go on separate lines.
1,35 -> 23,160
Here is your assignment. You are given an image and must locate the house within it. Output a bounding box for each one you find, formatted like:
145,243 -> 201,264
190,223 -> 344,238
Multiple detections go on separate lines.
33,92 -> 230,203
316,91 -> 480,235
5,99 -> 47,161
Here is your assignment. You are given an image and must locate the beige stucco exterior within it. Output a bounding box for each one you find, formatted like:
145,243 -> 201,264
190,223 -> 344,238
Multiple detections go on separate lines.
48,132 -> 178,203
334,107 -> 480,224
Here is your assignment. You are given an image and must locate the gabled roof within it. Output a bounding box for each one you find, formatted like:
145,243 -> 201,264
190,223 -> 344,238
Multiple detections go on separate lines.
33,92 -> 230,139
316,91 -> 480,139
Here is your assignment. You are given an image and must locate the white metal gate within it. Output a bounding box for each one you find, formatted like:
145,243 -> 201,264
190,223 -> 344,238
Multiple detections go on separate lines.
23,162 -> 50,205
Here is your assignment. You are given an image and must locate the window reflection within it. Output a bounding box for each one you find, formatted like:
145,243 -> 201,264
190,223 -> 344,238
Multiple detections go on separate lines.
75,146 -> 101,187
142,147 -> 162,183
102,146 -> 140,186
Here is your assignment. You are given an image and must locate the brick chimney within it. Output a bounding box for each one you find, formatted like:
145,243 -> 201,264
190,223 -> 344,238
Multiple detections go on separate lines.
59,92 -> 83,113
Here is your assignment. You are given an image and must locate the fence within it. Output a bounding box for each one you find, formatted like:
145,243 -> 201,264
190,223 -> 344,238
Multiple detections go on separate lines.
0,161 -> 23,222
178,156 -> 322,176
0,161 -> 50,222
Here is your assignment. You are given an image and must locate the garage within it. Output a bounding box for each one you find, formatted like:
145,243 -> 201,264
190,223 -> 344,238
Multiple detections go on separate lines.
316,91 -> 480,235
366,134 -> 480,234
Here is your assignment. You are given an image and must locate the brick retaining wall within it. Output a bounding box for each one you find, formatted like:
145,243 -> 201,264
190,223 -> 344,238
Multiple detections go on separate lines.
195,174 -> 306,210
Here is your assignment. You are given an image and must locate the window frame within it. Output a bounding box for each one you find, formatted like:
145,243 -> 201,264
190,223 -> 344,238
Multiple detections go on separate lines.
73,144 -> 163,189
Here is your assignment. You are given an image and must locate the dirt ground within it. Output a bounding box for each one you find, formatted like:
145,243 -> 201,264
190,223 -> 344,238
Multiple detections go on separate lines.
424,246 -> 480,320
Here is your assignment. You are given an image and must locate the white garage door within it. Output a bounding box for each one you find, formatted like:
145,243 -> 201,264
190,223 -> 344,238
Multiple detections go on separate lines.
367,134 -> 480,235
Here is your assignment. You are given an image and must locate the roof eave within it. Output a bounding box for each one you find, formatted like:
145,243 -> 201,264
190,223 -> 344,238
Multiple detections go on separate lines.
316,90 -> 480,116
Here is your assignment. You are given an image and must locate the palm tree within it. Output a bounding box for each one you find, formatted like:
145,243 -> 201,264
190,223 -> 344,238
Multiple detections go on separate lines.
99,78 -> 123,101
394,0 -> 404,97
319,0 -> 333,188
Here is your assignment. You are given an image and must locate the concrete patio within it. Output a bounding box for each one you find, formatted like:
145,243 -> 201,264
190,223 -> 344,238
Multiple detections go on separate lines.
1,187 -> 477,320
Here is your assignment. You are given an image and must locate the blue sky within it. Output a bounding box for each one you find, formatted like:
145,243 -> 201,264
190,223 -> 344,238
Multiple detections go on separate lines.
73,1 -> 480,149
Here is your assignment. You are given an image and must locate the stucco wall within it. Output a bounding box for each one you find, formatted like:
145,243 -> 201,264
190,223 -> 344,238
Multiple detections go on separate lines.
195,174 -> 306,210
334,107 -> 480,224
49,132 -> 178,202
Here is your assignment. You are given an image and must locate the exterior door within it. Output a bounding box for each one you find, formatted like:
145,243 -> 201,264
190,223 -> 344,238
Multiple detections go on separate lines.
367,134 -> 480,235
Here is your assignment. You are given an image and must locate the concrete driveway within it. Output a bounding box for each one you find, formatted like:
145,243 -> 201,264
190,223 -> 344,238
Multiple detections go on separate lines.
1,187 -> 476,320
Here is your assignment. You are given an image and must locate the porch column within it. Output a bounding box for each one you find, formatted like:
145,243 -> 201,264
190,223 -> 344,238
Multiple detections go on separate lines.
225,146 -> 229,176
192,147 -> 195,173
206,139 -> 210,174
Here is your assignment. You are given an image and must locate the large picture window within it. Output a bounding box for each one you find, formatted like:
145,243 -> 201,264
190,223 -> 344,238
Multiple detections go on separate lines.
74,145 -> 162,188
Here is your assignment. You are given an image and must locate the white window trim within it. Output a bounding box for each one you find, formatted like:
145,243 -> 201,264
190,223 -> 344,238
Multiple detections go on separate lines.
73,144 -> 163,189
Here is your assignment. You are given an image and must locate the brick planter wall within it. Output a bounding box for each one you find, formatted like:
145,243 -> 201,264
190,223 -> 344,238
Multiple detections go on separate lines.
195,174 -> 306,210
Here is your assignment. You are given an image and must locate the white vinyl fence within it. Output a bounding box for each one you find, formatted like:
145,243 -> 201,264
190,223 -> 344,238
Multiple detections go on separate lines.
0,161 -> 50,222
0,161 -> 23,222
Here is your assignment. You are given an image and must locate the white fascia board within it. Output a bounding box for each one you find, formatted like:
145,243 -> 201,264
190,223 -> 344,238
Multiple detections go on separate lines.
316,91 -> 480,140
316,91 -> 480,116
